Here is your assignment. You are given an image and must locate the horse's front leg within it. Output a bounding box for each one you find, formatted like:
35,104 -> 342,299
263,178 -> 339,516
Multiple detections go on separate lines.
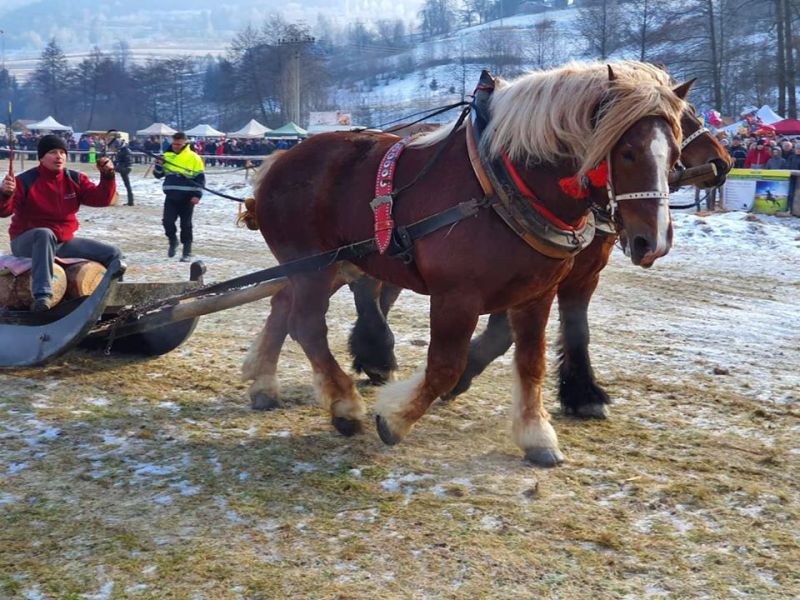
348,276 -> 398,385
509,292 -> 564,467
557,278 -> 610,419
444,311 -> 513,400
556,236 -> 614,419
375,292 -> 480,445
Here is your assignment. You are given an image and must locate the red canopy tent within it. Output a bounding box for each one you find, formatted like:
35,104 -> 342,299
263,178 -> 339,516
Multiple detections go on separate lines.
772,118 -> 800,135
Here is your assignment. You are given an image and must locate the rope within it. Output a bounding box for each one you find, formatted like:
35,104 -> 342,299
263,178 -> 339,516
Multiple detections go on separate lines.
356,100 -> 471,134
143,150 -> 248,203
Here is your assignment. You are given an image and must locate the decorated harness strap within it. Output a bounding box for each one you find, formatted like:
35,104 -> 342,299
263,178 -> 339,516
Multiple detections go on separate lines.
372,136 -> 414,254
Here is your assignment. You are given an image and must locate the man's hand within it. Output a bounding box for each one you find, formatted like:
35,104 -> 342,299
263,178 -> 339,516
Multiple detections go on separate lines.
1,174 -> 15,197
155,156 -> 165,166
190,196 -> 201,205
97,157 -> 115,177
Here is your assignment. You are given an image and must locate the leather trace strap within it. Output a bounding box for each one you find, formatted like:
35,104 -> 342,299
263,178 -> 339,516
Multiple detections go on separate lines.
372,136 -> 414,254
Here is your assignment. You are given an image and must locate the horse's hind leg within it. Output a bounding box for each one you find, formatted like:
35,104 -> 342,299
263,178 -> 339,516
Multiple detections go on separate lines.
290,271 -> 365,436
557,261 -> 611,419
348,276 -> 398,385
375,292 -> 479,444
509,293 -> 564,468
444,311 -> 513,400
242,285 -> 292,410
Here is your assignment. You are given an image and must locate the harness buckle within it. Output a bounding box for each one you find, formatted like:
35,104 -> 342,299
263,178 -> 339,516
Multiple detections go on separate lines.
370,194 -> 394,211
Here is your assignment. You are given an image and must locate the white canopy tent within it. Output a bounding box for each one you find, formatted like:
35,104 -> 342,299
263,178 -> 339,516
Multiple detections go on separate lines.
227,119 -> 270,139
136,122 -> 177,137
28,116 -> 72,132
184,123 -> 224,137
755,105 -> 784,125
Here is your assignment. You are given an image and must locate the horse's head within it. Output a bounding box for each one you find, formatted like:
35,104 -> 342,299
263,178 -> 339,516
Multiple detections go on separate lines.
607,114 -> 680,268
678,97 -> 733,188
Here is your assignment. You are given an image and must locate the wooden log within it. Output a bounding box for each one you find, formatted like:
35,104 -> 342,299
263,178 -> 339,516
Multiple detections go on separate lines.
65,261 -> 107,299
0,263 -> 67,310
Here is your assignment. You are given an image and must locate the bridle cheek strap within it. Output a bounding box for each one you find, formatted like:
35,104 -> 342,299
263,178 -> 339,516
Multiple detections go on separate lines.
605,151 -> 671,219
676,126 -> 711,169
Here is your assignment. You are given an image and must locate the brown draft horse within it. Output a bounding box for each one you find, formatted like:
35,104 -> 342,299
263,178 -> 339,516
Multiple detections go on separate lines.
446,101 -> 734,417
244,61 -> 687,466
345,96 -> 734,418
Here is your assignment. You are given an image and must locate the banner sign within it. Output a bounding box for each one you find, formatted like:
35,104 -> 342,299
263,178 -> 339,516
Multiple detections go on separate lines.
724,169 -> 793,213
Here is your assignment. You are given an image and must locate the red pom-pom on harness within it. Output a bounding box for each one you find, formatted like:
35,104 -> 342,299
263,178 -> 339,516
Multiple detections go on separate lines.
558,161 -> 609,200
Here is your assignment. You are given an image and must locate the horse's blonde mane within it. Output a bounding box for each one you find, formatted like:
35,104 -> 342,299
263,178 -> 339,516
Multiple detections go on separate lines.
411,61 -> 685,177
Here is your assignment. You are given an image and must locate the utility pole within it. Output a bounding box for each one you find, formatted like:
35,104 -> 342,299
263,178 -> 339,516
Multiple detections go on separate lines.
1,30 -> 5,71
277,35 -> 315,126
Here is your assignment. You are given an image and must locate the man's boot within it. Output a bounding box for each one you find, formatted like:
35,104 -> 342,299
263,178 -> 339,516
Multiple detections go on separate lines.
180,242 -> 194,263
30,295 -> 53,312
168,237 -> 179,258
127,196 -> 134,206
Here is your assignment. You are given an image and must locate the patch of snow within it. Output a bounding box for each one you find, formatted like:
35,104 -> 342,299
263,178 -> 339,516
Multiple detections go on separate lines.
291,462 -> 318,474
479,515 -> 503,531
7,462 -> 28,474
86,397 -> 111,406
268,430 -> 292,437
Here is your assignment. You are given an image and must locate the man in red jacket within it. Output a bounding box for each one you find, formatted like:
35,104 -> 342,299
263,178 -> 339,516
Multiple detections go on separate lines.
744,139 -> 771,169
0,134 -> 122,311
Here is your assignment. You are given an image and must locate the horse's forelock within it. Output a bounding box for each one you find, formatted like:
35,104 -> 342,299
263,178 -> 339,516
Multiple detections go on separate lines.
484,61 -> 685,176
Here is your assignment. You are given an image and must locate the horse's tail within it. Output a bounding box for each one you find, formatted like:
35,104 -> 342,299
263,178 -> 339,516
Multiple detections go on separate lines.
236,196 -> 260,230
236,150 -> 287,231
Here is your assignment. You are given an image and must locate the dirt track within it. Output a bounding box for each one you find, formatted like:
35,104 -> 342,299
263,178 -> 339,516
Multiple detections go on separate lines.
1,170 -> 799,598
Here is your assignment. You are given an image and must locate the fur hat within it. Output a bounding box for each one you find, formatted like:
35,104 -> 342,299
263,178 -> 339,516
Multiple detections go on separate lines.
37,134 -> 68,160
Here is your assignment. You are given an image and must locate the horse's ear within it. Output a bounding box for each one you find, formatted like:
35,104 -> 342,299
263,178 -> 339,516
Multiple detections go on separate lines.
672,78 -> 697,100
607,65 -> 616,81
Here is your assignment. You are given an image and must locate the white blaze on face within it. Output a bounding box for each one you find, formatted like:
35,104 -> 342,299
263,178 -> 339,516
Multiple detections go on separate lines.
649,127 -> 672,255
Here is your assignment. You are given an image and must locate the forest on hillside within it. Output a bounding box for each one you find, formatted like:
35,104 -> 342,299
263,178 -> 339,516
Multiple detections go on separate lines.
0,0 -> 798,131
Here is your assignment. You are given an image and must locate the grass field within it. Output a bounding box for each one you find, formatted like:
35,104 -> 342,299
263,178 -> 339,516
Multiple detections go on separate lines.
1,170 -> 798,598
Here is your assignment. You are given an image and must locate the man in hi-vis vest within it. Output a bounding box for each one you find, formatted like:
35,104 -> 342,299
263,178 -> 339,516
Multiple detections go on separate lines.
154,131 -> 205,261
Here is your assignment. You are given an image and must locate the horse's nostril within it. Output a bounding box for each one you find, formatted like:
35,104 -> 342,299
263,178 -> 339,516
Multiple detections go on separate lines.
633,236 -> 651,258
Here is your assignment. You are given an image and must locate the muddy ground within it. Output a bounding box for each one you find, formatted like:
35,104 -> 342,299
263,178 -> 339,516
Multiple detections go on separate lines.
1,165 -> 798,599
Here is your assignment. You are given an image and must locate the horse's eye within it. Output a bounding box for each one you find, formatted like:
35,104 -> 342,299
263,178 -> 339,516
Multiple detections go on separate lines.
622,150 -> 635,162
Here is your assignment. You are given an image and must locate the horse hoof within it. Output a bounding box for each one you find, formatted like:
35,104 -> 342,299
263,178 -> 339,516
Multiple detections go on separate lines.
524,448 -> 565,468
375,415 -> 403,446
363,367 -> 394,386
251,392 -> 282,411
574,403 -> 610,420
332,416 -> 363,437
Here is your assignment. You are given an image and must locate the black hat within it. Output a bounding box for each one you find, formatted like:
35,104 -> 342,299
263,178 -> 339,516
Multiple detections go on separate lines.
37,134 -> 68,160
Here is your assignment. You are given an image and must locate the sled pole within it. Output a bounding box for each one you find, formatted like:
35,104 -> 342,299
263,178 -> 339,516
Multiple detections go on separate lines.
668,163 -> 718,188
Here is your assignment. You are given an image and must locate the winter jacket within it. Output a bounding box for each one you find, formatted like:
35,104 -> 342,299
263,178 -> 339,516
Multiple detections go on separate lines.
153,144 -> 205,199
0,166 -> 116,242
729,147 -> 747,168
115,144 -> 132,169
744,147 -> 771,168
765,156 -> 787,170
784,153 -> 800,170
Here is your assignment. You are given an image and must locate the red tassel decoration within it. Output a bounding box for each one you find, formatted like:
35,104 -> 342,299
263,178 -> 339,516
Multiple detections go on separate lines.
586,161 -> 609,187
559,175 -> 590,199
558,160 -> 609,200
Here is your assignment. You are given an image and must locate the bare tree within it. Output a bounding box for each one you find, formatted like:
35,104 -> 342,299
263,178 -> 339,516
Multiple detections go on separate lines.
575,0 -> 626,59
524,18 -> 564,69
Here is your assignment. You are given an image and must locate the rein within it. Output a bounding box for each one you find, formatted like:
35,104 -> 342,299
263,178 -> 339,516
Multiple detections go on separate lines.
359,101 -> 471,134
143,149 -> 247,203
